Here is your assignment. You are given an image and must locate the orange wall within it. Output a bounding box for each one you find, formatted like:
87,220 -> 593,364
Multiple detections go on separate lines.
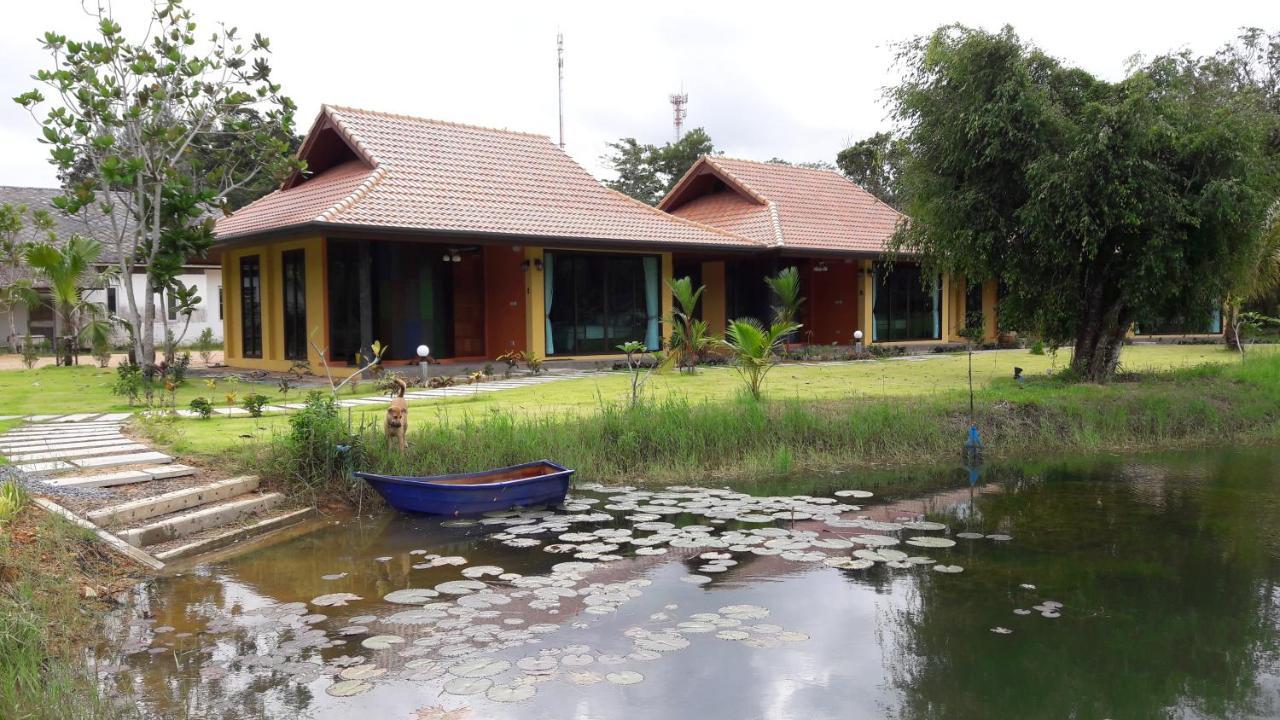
806,259 -> 860,344
484,245 -> 527,357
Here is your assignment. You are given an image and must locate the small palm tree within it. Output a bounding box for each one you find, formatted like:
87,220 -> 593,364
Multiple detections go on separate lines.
667,276 -> 712,373
721,318 -> 801,400
25,235 -> 117,366
765,266 -> 805,326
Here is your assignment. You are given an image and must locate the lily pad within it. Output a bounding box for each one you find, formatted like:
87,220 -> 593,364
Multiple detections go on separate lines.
905,536 -> 956,549
311,593 -> 363,607
990,627 -> 1013,635
435,580 -> 487,595
442,676 -> 493,695
361,634 -> 405,650
461,565 -> 504,578
449,658 -> 511,678
486,682 -> 536,702
834,490 -> 874,498
606,671 -> 644,685
325,679 -> 372,697
321,573 -> 348,581
338,664 -> 385,681
383,588 -> 439,604
932,564 -> 964,574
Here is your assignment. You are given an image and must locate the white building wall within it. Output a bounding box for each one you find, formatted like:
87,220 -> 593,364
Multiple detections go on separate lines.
83,268 -> 224,346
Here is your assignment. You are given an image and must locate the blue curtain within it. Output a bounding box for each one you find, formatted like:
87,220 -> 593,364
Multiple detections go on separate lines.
543,253 -> 554,356
643,256 -> 660,350
871,273 -> 878,342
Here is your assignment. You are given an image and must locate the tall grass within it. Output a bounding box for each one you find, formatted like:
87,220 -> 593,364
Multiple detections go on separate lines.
252,353 -> 1280,490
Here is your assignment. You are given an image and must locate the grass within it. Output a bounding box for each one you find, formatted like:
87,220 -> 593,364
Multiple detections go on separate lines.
159,348 -> 1280,489
0,506 -> 132,720
157,344 -> 1262,456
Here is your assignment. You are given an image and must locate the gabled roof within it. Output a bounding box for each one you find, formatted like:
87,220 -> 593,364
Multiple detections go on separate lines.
658,156 -> 905,255
215,106 -> 760,250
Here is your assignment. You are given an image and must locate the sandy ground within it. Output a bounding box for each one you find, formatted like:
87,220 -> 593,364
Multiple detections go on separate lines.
0,351 -> 225,370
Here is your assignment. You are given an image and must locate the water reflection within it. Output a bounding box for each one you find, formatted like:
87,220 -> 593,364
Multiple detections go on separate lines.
98,448 -> 1280,719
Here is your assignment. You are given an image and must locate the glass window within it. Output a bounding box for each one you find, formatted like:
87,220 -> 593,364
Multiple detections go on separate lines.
166,290 -> 179,321
873,263 -> 940,341
1134,307 -> 1222,335
106,287 -> 116,315
282,249 -> 307,361
240,255 -> 262,358
545,252 -> 658,355
217,286 -> 223,320
964,283 -> 984,330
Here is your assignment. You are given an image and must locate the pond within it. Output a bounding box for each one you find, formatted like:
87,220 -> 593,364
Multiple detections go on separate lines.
95,447 -> 1280,719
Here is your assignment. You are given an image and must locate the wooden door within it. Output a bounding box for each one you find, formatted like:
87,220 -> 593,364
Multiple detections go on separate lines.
451,252 -> 485,357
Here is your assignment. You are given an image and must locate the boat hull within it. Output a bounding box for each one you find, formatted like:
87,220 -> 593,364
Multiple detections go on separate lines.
354,461 -> 573,516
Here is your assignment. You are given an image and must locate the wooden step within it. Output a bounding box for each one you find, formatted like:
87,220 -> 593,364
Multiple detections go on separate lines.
87,476 -> 260,527
118,492 -> 284,547
45,464 -> 196,489
153,508 -> 315,562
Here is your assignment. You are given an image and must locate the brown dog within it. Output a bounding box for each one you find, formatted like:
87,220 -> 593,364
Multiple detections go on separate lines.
385,376 -> 408,452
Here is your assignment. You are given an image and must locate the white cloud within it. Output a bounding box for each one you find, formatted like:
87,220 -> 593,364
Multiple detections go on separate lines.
1,0 -> 1277,188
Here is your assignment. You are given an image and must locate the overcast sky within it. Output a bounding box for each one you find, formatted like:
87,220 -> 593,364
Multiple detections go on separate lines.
2,0 -> 1279,189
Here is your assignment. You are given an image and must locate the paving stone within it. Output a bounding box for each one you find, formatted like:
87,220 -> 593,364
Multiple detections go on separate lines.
95,413 -> 133,423
144,464 -> 195,480
6,443 -> 149,462
23,415 -> 66,423
212,408 -> 249,416
45,469 -> 153,488
0,436 -> 129,453
15,460 -> 74,474
88,476 -> 260,527
51,414 -> 101,423
72,451 -> 171,469
119,492 -> 284,547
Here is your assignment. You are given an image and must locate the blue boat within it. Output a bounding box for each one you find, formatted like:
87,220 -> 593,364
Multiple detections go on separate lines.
354,460 -> 574,516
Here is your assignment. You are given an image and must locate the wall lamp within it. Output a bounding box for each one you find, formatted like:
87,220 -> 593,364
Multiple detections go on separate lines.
521,258 -> 544,272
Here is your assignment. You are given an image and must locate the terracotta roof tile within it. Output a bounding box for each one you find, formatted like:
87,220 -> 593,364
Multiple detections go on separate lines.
216,106 -> 760,250
660,156 -> 905,254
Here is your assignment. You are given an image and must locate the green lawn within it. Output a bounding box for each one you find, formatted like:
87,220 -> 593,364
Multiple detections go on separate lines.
0,365 -> 292,416
151,343 -> 1260,457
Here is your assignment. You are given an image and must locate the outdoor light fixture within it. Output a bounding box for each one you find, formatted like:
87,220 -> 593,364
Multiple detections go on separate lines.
451,253 -> 462,262
853,329 -> 864,353
417,344 -> 430,382
534,258 -> 544,271
814,262 -> 829,273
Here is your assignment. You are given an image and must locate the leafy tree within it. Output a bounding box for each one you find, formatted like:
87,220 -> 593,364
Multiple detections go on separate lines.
768,157 -> 839,171
603,128 -> 716,204
0,203 -> 54,351
889,25 -> 1280,381
720,318 -> 801,400
25,235 -> 116,366
667,276 -> 712,373
836,131 -> 907,207
14,0 -> 300,365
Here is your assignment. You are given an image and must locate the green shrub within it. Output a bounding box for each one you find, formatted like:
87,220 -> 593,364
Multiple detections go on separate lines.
0,480 -> 26,523
188,397 -> 213,419
241,393 -> 269,417
280,392 -> 364,496
1030,340 -> 1046,355
193,327 -> 216,365
20,335 -> 40,369
111,363 -> 142,405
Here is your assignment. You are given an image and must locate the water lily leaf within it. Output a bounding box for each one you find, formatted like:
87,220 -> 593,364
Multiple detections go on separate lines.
436,580 -> 487,595
905,536 -> 956,548
716,630 -> 749,640
955,532 -> 985,539
339,664 -> 386,681
606,671 -> 644,685
449,658 -> 511,678
834,490 -> 874,498
461,565 -> 504,578
321,573 -> 348,581
902,521 -> 947,531
932,564 -> 964,574
311,593 -> 363,607
990,627 -> 1013,635
566,671 -> 604,686
361,635 -> 405,650
680,575 -> 711,585
1013,609 -> 1031,616
985,534 -> 1012,541
486,682 -> 536,702
383,588 -> 440,604
443,676 -> 493,695
412,705 -> 472,720
325,679 -> 373,697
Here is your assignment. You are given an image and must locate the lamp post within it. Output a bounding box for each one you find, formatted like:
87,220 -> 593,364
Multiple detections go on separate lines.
853,329 -> 864,354
417,344 -> 430,383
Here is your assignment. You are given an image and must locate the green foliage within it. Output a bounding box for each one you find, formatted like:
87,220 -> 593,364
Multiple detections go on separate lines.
836,131 -> 907,207
1030,340 -> 1046,356
110,363 -> 141,405
281,391 -> 362,498
241,394 -> 269,418
764,267 -> 805,326
24,236 -> 116,366
0,480 -> 25,524
890,25 -> 1280,381
721,318 -> 802,400
167,353 -> 190,386
526,354 -> 545,375
603,128 -> 716,204
19,336 -> 41,370
188,396 -> 213,419
667,276 -> 712,372
616,340 -> 664,408
15,0 -> 300,364
193,327 -> 216,365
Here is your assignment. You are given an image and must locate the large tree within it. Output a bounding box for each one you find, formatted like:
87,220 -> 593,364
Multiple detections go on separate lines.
889,25 -> 1280,380
835,131 -> 907,208
14,0 -> 300,365
603,128 -> 716,204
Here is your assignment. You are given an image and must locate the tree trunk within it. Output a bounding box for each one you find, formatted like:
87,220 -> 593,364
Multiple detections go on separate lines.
1070,295 -> 1131,382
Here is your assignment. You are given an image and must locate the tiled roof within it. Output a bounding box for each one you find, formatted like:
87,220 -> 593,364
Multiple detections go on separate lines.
659,156 -> 905,254
0,186 -> 132,266
216,106 -> 760,250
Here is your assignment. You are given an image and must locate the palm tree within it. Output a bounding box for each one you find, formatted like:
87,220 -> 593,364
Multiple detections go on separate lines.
0,202 -> 53,352
1225,201 -> 1280,353
764,266 -> 805,327
721,318 -> 801,400
667,276 -> 712,373
25,235 -> 117,366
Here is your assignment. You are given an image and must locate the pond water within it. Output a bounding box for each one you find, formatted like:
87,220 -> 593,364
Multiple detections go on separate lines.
95,447 -> 1280,720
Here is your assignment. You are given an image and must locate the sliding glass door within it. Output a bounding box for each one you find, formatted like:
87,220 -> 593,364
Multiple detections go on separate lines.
545,252 -> 659,355
873,263 -> 940,342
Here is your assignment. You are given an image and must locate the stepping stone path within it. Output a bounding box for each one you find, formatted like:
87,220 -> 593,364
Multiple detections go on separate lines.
1,416 -> 313,567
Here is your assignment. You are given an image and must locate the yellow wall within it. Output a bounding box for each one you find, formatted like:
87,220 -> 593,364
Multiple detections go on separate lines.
524,246 -> 674,360
859,260 -> 875,342
700,261 -> 727,336
982,280 -> 999,341
222,236 -> 328,373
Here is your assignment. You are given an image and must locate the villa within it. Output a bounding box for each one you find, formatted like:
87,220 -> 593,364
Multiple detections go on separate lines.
212,105 -> 997,372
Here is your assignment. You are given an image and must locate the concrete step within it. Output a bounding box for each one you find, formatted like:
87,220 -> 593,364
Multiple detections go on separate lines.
152,508 -> 315,562
0,436 -> 130,453
15,460 -> 74,475
1,426 -> 124,440
44,464 -> 196,489
6,443 -> 150,463
71,451 -> 172,470
118,492 -> 285,547
87,476 -> 261,527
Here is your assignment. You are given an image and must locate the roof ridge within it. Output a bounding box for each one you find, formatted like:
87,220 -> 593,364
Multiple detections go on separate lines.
605,187 -> 768,247
765,201 -> 785,247
324,104 -> 552,140
700,156 -> 770,205
314,166 -> 389,223
714,155 -> 846,178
